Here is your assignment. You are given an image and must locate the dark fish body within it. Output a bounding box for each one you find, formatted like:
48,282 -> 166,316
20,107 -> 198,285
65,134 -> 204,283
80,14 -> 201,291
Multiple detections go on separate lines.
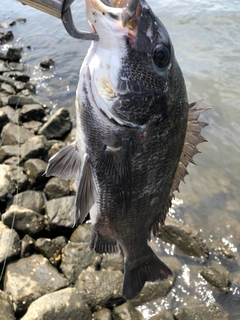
46,0 -> 208,299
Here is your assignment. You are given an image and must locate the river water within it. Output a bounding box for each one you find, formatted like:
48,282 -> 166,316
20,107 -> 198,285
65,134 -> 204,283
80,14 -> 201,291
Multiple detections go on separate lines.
1,0 -> 240,318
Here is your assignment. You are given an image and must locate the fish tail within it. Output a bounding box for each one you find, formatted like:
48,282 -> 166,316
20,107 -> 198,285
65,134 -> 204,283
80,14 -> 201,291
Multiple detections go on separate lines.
122,246 -> 172,300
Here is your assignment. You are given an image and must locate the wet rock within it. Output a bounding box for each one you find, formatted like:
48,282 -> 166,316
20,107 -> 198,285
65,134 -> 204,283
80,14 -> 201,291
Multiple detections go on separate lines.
39,107 -> 72,140
0,30 -> 14,44
25,82 -> 36,94
8,61 -> 24,72
40,58 -> 55,69
8,94 -> 38,107
22,120 -> 42,133
2,204 -> 45,237
24,158 -> 48,185
70,224 -> 92,243
149,310 -> 175,320
0,52 -> 7,60
0,110 -> 9,131
0,221 -> 20,267
199,262 -> 230,292
173,303 -> 228,320
8,190 -> 45,213
0,164 -> 27,200
3,71 -> 30,83
21,287 -> 91,320
0,60 -> 10,73
20,103 -> 45,122
21,135 -> 47,160
45,196 -> 75,230
6,47 -> 22,62
75,270 -> 123,307
101,253 -> 124,271
47,140 -> 66,159
93,308 -> 112,320
35,237 -> 63,267
1,82 -> 16,95
44,177 -> 70,199
21,234 -> 35,258
4,254 -> 69,315
0,290 -> 15,320
157,216 -> 209,258
60,242 -> 100,283
1,122 -> 34,145
0,145 -> 21,163
112,301 -> 144,320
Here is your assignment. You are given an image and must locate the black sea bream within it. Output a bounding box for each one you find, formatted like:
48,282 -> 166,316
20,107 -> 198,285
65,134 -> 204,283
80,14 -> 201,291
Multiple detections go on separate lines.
46,0 -> 208,299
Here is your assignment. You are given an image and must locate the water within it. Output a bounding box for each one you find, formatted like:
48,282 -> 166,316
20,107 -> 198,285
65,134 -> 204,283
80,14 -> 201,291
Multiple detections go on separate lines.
1,0 -> 240,318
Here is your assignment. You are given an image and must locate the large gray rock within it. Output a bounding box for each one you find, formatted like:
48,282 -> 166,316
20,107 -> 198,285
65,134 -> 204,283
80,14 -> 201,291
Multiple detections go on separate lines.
24,158 -> 48,185
0,145 -> 21,163
8,190 -> 45,213
101,253 -> 124,272
0,290 -> 15,320
21,288 -> 91,320
6,47 -> 22,62
75,270 -> 123,307
0,221 -> 20,267
21,135 -> 47,160
39,107 -> 72,139
1,122 -> 34,145
4,254 -> 69,314
60,242 -> 100,283
8,95 -> 38,107
112,301 -> 144,320
93,308 -> 112,320
70,224 -> 92,243
3,71 -> 30,83
0,105 -> 15,121
22,120 -> 42,133
20,104 -> 45,121
1,82 -> 16,95
44,177 -> 70,199
45,196 -> 75,230
157,216 -> 209,259
0,165 -> 27,200
2,204 -> 45,237
173,303 -> 228,320
199,262 -> 230,292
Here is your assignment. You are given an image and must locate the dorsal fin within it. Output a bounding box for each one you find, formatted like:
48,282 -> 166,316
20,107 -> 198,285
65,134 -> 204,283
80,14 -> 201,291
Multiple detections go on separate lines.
152,100 -> 210,236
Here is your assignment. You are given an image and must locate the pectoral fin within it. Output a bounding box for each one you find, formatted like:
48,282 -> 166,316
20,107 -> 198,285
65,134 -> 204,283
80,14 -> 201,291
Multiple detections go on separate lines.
45,141 -> 81,179
74,153 -> 97,225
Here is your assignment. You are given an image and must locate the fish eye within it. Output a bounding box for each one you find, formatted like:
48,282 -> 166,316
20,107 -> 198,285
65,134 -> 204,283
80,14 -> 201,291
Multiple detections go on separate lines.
152,44 -> 170,68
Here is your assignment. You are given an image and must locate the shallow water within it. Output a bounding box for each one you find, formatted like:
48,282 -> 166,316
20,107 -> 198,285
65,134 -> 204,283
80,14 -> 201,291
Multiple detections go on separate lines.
1,0 -> 240,318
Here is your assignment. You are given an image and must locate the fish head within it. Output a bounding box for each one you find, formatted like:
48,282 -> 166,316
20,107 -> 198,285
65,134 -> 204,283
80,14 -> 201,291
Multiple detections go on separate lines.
83,0 -> 188,126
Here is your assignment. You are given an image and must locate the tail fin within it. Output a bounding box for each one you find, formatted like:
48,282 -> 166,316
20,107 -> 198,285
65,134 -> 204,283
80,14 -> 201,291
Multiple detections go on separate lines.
122,246 -> 172,300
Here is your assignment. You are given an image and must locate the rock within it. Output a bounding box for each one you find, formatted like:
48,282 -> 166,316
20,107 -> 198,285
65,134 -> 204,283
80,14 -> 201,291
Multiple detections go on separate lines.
4,254 -> 69,315
24,158 -> 48,185
47,140 -> 66,159
1,122 -> 34,145
149,310 -> 175,320
0,52 -> 7,60
0,221 -> 20,267
93,308 -> 112,320
44,177 -> 70,199
0,290 -> 15,320
173,303 -> 228,320
8,62 -> 24,72
23,120 -> 42,133
1,82 -> 16,95
52,235 -> 68,249
45,196 -> 75,230
70,224 -> 92,243
2,204 -> 45,237
24,82 -> 36,94
21,287 -> 91,320
0,110 -> 9,131
0,31 -> 14,44
0,145 -> 21,163
21,234 -> 35,258
21,135 -> 47,160
8,95 -> 38,107
0,165 -> 27,200
112,301 -> 144,320
101,253 -> 124,271
4,72 -> 30,83
40,58 -> 55,69
75,270 -> 123,307
35,237 -> 63,267
20,104 -> 45,121
0,105 -> 15,121
0,60 -> 10,73
60,242 -> 100,283
8,190 -> 45,213
199,262 -> 230,292
4,156 -> 21,166
39,108 -> 72,140
157,216 -> 209,258
6,47 -> 22,62
14,80 -> 25,92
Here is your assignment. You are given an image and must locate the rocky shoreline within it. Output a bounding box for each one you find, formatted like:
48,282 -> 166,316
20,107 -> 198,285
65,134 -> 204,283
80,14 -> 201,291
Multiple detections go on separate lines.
0,19 -> 238,320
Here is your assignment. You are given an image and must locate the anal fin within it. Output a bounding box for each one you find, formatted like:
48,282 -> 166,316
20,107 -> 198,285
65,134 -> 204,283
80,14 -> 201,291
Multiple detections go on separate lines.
74,153 -> 97,225
90,230 -> 119,254
45,141 -> 81,179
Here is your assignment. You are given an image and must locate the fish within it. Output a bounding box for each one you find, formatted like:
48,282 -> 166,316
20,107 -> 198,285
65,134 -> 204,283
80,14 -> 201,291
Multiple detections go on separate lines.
46,0 -> 208,299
